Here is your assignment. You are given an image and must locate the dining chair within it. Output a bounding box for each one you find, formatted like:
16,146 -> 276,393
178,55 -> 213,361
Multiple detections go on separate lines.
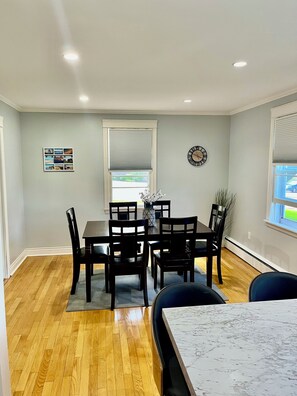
66,207 -> 109,294
151,283 -> 225,396
109,201 -> 138,220
153,216 -> 198,290
249,271 -> 297,302
109,201 -> 140,253
149,200 -> 171,279
193,204 -> 226,284
108,219 -> 149,310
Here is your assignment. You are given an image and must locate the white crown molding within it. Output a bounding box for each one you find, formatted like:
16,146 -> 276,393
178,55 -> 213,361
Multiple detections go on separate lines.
0,94 -> 22,112
2,87 -> 297,116
229,87 -> 297,115
19,107 -> 229,116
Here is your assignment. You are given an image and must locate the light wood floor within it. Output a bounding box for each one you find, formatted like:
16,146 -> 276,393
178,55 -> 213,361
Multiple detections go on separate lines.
4,249 -> 259,396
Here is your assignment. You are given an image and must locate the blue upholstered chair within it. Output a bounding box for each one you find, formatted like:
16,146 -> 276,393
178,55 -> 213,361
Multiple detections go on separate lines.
249,271 -> 297,302
151,283 -> 225,396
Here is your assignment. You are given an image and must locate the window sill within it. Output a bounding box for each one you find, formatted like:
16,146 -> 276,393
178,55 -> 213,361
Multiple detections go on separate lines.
264,219 -> 297,238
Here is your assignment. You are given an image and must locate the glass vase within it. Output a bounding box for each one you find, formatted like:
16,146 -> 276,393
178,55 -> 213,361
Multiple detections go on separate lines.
143,202 -> 156,227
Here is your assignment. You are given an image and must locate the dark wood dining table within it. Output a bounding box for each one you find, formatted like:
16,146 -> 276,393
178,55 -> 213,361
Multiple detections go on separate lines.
82,219 -> 215,302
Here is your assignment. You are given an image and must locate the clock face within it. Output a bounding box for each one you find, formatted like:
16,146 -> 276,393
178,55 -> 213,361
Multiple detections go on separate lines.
187,145 -> 207,166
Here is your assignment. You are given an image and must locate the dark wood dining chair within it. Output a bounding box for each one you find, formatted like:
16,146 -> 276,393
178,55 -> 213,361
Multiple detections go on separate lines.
109,201 -> 138,220
151,283 -> 225,396
193,204 -> 226,284
66,207 -> 109,295
108,219 -> 149,310
153,216 -> 198,290
149,200 -> 171,279
109,201 -> 140,253
249,271 -> 297,301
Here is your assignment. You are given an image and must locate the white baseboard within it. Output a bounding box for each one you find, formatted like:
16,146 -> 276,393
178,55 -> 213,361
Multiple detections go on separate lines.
9,239 -> 287,278
9,250 -> 27,276
225,237 -> 286,273
24,246 -> 72,257
9,246 -> 72,276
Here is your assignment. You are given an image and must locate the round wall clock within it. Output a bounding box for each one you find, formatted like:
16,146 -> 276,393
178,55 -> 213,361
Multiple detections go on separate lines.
187,145 -> 208,166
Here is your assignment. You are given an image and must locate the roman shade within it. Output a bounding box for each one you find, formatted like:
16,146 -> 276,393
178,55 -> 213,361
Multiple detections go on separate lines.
273,114 -> 297,163
109,129 -> 153,170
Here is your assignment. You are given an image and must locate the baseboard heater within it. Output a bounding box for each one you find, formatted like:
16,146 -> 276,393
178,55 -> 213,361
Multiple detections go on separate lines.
224,237 -> 284,273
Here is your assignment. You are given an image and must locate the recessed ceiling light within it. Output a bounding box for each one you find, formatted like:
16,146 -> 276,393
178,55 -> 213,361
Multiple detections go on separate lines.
79,95 -> 89,102
63,52 -> 79,62
233,61 -> 247,68
184,99 -> 192,103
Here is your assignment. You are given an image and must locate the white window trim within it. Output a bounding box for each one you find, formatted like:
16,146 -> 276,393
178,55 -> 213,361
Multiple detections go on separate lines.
102,119 -> 157,211
266,100 -> 297,237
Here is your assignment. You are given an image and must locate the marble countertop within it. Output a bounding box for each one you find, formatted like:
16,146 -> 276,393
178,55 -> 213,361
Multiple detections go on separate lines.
162,299 -> 297,396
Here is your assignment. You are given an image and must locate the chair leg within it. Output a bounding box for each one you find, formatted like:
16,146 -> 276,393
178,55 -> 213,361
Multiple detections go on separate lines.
150,248 -> 155,278
142,269 -> 148,307
71,259 -> 80,294
183,271 -> 187,282
160,269 -> 164,290
86,262 -> 92,302
90,263 -> 94,276
217,251 -> 223,284
105,261 -> 109,293
110,272 -> 116,310
190,266 -> 194,282
154,263 -> 158,290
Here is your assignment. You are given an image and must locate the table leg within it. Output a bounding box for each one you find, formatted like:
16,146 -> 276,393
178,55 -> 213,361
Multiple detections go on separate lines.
85,240 -> 92,302
206,237 -> 213,288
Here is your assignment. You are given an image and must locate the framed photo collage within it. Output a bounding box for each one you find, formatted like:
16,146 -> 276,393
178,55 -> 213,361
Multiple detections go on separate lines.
43,147 -> 74,172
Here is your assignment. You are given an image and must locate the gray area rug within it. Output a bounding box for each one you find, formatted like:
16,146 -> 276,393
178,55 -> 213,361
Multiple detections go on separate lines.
66,267 -> 228,311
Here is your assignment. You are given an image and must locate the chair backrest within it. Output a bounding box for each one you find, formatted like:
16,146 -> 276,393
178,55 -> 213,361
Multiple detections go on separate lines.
109,201 -> 138,220
109,219 -> 148,263
209,204 -> 226,247
66,207 -> 80,255
152,200 -> 171,220
151,283 -> 225,392
159,216 -> 197,260
249,271 -> 297,302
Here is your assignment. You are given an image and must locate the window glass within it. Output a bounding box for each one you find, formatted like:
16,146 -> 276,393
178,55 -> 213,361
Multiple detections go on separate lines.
267,103 -> 297,234
111,170 -> 150,204
271,165 -> 297,229
274,165 -> 297,201
102,119 -> 157,210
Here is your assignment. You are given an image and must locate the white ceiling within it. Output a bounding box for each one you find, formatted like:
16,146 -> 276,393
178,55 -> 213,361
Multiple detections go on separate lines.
1,0 -> 297,115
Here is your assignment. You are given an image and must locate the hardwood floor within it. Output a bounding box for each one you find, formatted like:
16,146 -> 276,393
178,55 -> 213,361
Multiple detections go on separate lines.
4,249 -> 259,396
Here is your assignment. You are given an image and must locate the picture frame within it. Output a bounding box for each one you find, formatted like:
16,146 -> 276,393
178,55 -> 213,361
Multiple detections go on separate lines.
43,147 -> 74,172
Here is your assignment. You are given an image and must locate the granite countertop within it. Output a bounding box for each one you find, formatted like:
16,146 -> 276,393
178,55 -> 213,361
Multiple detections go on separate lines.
162,299 -> 297,396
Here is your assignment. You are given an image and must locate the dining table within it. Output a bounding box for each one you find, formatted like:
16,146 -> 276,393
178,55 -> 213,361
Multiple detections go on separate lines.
162,298 -> 297,396
82,219 -> 215,302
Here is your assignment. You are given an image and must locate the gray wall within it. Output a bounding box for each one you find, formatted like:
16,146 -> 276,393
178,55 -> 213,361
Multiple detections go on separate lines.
4,93 -> 297,275
0,101 -> 25,263
229,93 -> 297,274
20,112 -> 230,248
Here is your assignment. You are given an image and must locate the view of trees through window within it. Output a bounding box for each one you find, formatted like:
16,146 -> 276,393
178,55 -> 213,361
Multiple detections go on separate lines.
111,171 -> 150,204
274,165 -> 297,224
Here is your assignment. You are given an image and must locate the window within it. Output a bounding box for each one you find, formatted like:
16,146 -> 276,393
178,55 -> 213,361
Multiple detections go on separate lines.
267,102 -> 297,235
111,170 -> 150,202
103,119 -> 157,210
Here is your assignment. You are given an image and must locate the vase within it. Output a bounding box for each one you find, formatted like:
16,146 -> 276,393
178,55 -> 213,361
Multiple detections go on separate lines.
143,203 -> 156,227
